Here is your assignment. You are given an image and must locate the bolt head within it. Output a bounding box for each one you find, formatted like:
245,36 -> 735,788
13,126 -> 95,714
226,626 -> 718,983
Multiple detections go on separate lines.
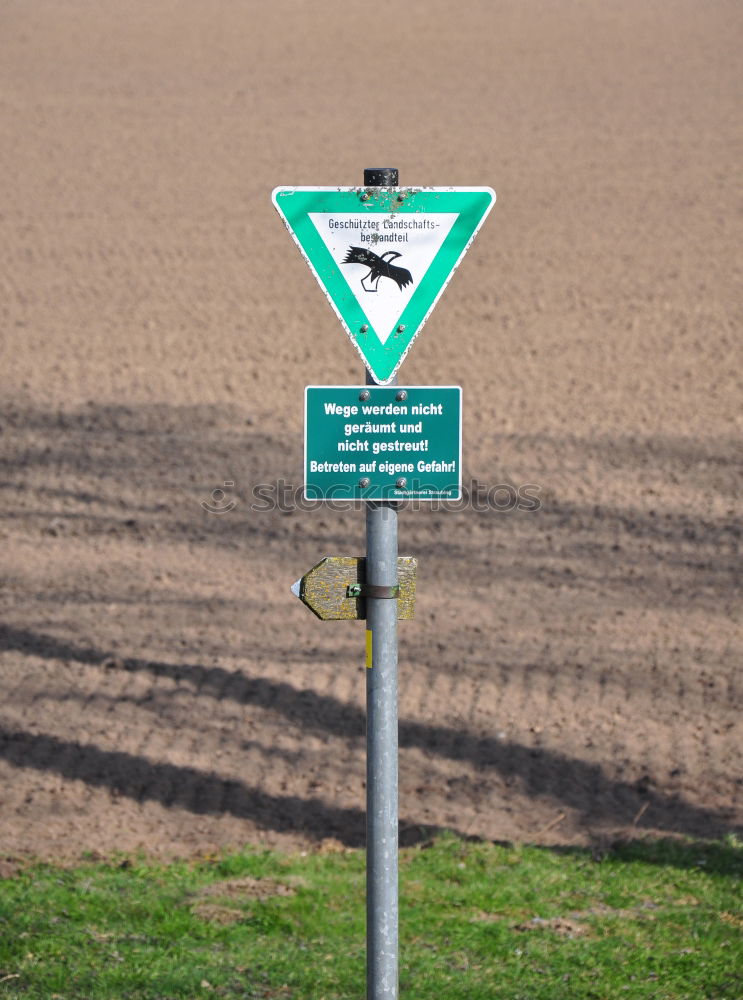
395,390 -> 408,402
359,389 -> 371,401
360,324 -> 369,333
396,324 -> 406,333
359,477 -> 371,489
360,191 -> 370,202
395,477 -> 407,489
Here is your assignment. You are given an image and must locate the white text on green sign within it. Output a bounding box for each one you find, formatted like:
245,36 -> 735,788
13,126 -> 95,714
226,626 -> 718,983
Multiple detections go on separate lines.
272,187 -> 495,384
305,386 -> 462,501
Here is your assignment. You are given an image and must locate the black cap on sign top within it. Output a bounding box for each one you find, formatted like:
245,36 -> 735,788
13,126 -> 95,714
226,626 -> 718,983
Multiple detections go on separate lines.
364,168 -> 398,187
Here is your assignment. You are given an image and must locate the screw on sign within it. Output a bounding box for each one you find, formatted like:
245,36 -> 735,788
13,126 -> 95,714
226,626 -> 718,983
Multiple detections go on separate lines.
274,168 -> 495,1000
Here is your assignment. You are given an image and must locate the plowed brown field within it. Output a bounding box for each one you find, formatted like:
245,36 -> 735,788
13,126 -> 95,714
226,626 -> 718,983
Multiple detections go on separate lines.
1,0 -> 741,860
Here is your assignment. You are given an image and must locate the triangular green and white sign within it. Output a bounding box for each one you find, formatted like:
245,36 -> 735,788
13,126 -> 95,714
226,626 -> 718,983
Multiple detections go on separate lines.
272,186 -> 495,384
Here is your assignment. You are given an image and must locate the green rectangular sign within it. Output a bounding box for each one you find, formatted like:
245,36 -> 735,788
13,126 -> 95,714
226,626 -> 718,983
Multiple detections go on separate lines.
305,386 -> 462,501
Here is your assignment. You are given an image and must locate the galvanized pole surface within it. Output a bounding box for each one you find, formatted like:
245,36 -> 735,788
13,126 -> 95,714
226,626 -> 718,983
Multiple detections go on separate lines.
364,166 -> 400,1000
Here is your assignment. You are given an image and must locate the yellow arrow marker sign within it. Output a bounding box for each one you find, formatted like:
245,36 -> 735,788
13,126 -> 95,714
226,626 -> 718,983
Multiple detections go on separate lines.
292,556 -> 417,621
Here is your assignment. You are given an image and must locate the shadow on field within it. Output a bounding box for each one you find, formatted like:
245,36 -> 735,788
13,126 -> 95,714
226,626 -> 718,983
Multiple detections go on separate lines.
1,401 -> 741,850
0,401 -> 740,584
0,723 -> 439,848
1,624 -> 740,846
552,834 -> 743,877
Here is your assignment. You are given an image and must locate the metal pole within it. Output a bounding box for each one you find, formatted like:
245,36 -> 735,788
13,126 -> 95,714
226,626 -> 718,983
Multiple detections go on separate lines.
364,166 -> 399,1000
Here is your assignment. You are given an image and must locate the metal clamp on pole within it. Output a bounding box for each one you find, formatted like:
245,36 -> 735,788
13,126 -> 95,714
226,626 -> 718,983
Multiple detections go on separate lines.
347,583 -> 400,600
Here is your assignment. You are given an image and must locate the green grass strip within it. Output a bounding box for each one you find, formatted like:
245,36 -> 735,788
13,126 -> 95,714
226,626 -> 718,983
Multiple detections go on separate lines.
1,833 -> 741,999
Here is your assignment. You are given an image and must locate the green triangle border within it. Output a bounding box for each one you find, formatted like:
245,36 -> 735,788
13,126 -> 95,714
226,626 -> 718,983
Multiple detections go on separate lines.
272,187 -> 495,383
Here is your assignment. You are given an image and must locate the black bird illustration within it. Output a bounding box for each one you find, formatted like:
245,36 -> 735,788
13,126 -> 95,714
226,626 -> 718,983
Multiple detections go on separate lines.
342,246 -> 413,293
